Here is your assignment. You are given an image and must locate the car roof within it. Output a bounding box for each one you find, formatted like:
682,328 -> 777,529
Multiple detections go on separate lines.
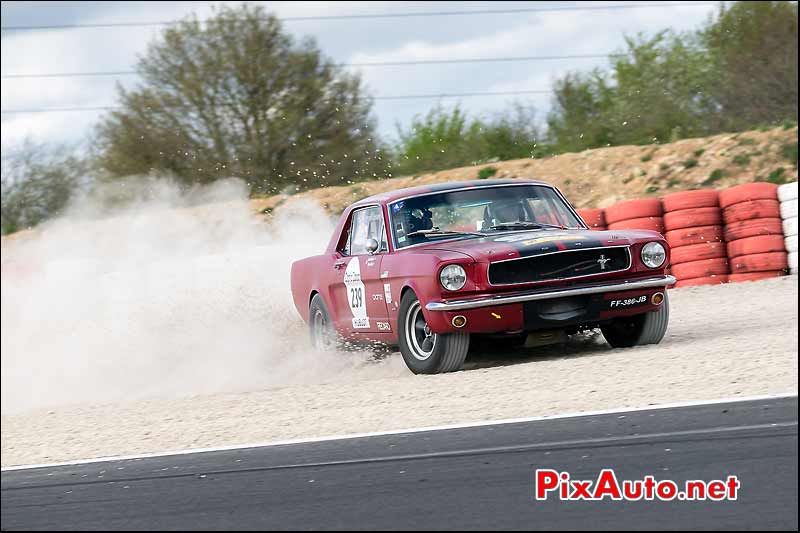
351,178 -> 554,207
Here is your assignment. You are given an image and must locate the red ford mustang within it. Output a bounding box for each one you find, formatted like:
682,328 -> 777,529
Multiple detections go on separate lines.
291,179 -> 675,374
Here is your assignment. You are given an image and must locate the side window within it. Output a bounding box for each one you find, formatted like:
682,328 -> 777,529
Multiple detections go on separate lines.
343,206 -> 387,256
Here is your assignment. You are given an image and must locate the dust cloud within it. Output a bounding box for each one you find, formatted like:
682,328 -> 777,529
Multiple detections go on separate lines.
1,178 -> 406,414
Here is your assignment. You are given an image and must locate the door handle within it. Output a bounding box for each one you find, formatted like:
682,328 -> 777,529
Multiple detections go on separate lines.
334,261 -> 346,270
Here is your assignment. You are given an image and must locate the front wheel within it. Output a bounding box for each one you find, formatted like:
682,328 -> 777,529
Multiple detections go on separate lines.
600,293 -> 670,348
398,291 -> 469,374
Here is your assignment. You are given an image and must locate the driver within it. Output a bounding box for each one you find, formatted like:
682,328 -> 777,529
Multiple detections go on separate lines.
485,200 -> 526,227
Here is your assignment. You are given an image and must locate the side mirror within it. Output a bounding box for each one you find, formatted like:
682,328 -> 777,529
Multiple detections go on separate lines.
365,238 -> 379,255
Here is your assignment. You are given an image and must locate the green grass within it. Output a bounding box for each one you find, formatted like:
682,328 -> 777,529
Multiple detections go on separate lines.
693,148 -> 705,157
477,166 -> 498,179
645,185 -> 660,194
659,163 -> 670,171
640,152 -> 653,162
783,119 -> 797,130
667,177 -> 681,188
732,154 -> 751,166
781,142 -> 798,167
702,169 -> 726,186
763,167 -> 789,184
682,159 -> 698,169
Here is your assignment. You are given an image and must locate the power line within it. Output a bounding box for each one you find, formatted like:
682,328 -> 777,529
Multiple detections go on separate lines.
0,90 -> 552,115
0,3 -> 718,32
1,53 -> 621,80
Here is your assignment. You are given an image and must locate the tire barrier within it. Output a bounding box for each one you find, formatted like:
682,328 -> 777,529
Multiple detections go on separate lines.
722,199 -> 781,224
604,198 -> 663,225
607,216 -> 665,233
729,251 -> 788,273
670,241 -> 727,265
671,257 -> 730,279
778,181 -> 798,202
723,218 -> 784,242
576,208 -> 606,230
779,182 -> 799,275
719,182 -> 780,209
661,190 -> 726,287
720,183 -> 787,279
665,225 -> 724,248
675,275 -> 729,288
662,189 -> 720,212
729,271 -> 786,283
726,235 -> 787,259
573,180 -> 797,285
780,199 -> 798,220
784,234 -> 797,253
783,217 -> 798,238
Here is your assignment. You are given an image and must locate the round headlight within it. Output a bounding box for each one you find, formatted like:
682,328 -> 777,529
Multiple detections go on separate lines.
440,264 -> 467,291
641,242 -> 667,268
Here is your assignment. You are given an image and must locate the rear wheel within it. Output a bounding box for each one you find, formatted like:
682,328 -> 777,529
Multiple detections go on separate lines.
600,293 -> 670,348
398,291 -> 469,374
309,294 -> 339,351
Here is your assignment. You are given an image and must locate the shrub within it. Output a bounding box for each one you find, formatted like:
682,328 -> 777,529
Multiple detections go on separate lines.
764,167 -> 789,184
703,169 -> 726,185
781,143 -> 798,167
478,166 -> 498,179
732,154 -> 751,166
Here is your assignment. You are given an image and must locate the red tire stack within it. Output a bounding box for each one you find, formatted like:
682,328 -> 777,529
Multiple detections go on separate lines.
662,190 -> 727,288
720,183 -> 787,283
577,208 -> 606,230
604,199 -> 664,233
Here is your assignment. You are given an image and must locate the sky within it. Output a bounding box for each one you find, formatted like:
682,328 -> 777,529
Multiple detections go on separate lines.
0,1 -> 721,152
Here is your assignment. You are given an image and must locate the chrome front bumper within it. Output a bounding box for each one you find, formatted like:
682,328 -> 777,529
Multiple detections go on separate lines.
425,275 -> 676,312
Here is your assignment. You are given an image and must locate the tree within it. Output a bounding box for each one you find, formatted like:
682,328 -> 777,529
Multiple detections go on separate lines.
1,141 -> 88,234
94,4 -> 386,195
703,0 -> 798,130
547,32 -> 716,152
393,103 -> 543,175
606,31 -> 717,144
546,1 -> 798,153
546,70 -> 615,153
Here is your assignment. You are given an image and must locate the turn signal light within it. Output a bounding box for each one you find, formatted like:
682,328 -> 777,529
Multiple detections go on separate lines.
651,292 -> 665,305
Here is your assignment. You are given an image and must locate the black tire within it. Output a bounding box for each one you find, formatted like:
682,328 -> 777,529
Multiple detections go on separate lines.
600,293 -> 670,348
398,291 -> 469,374
309,294 -> 339,351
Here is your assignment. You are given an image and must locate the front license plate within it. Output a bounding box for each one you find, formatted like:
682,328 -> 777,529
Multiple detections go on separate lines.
607,295 -> 648,309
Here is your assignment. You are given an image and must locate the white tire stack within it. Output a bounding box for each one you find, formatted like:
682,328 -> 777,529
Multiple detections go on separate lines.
779,182 -> 798,275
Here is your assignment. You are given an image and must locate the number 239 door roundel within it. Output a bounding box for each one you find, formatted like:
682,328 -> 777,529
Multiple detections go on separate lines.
344,258 -> 369,329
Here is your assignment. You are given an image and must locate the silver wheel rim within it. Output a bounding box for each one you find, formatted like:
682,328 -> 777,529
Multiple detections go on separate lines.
405,301 -> 436,360
311,308 -> 334,351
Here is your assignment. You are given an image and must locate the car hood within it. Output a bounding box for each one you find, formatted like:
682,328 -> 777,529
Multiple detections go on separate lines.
424,228 -> 661,263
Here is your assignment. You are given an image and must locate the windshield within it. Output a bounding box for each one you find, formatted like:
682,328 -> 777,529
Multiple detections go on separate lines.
389,184 -> 584,248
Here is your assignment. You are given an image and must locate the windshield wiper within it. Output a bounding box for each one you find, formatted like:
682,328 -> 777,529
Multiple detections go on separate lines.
406,227 -> 485,238
489,221 -> 566,231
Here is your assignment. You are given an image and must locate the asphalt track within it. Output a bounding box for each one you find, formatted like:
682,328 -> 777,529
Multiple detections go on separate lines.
2,396 -> 797,530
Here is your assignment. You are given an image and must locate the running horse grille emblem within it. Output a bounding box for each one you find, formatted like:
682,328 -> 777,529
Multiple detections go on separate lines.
597,254 -> 611,270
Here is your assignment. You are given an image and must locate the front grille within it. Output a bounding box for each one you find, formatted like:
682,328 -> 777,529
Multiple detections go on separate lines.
488,246 -> 631,285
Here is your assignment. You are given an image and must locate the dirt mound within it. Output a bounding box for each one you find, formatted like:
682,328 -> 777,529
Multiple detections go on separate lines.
260,125 -> 798,217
